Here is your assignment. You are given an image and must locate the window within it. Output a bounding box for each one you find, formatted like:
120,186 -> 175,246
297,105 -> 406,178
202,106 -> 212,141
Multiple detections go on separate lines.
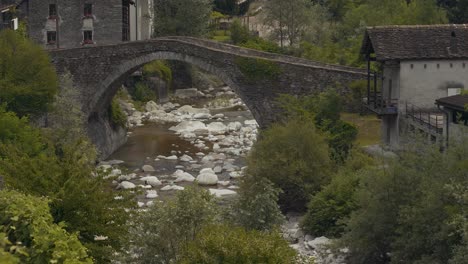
84,4 -> 92,17
47,31 -> 56,44
448,88 -> 462,97
49,4 -> 57,18
83,30 -> 93,44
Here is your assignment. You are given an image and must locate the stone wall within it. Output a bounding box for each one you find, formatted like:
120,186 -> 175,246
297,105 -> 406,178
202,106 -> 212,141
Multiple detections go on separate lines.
49,37 -> 366,158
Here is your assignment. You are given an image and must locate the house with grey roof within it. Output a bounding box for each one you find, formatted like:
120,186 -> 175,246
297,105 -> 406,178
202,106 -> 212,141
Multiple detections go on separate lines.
361,24 -> 468,147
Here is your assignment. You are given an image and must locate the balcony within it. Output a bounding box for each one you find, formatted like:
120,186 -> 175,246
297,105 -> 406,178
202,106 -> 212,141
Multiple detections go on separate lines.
363,92 -> 399,115
405,103 -> 444,134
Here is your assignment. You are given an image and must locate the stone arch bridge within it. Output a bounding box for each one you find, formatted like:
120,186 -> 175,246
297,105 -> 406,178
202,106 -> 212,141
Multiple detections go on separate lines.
49,36 -> 366,157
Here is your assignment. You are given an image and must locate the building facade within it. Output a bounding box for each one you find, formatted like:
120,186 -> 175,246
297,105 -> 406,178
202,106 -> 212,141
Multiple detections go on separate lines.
361,24 -> 468,146
9,0 -> 153,49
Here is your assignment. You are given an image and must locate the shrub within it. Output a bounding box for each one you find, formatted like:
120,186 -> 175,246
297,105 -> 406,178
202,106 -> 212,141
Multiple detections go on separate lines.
129,187 -> 218,264
230,19 -> 251,44
142,60 -> 173,84
0,30 -> 58,116
301,169 -> 359,237
109,98 -> 127,128
0,190 -> 92,263
132,82 -> 157,102
235,57 -> 281,83
178,224 -> 297,264
246,118 -> 332,211
0,110 -> 132,263
240,37 -> 283,53
228,176 -> 284,231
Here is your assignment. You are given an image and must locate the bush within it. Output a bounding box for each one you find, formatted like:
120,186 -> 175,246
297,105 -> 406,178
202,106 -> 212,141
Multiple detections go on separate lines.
246,118 -> 332,211
142,60 -> 173,84
178,224 -> 297,264
0,110 -> 132,263
129,187 -> 218,264
109,98 -> 127,128
0,190 -> 92,263
0,30 -> 58,116
132,82 -> 157,102
228,176 -> 284,231
230,19 -> 251,44
235,57 -> 281,83
301,169 -> 359,237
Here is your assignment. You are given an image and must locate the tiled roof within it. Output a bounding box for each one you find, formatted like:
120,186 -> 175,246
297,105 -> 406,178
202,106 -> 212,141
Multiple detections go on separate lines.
361,24 -> 468,61
436,94 -> 468,111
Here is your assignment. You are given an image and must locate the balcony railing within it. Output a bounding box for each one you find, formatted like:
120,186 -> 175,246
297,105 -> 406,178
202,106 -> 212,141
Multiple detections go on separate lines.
405,102 -> 444,134
363,92 -> 399,115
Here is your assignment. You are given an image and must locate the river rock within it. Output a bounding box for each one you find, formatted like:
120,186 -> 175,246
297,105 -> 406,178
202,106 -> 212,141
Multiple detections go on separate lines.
196,168 -> 219,185
173,170 -> 195,182
160,185 -> 185,191
177,105 -> 209,115
306,236 -> 331,250
142,165 -> 156,172
227,121 -> 242,132
165,155 -> 178,160
117,173 -> 137,182
244,120 -> 258,126
174,88 -> 199,98
193,113 -> 211,119
207,122 -> 227,134
229,171 -> 243,179
140,176 -> 162,186
109,169 -> 122,177
169,121 -> 207,133
213,165 -> 223,173
180,154 -> 193,162
209,188 -> 237,198
146,190 -> 158,199
118,181 -> 136,190
145,101 -> 160,112
217,180 -> 230,186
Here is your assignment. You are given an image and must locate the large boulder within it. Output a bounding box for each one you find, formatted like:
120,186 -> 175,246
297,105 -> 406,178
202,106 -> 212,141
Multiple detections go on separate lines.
118,181 -> 136,190
169,121 -> 207,133
196,168 -> 219,185
174,88 -> 199,98
173,170 -> 195,183
140,176 -> 162,187
145,101 -> 160,112
207,122 -> 227,135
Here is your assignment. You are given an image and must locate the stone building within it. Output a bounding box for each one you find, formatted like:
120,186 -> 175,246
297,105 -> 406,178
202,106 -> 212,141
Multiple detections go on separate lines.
361,24 -> 468,147
6,0 -> 153,49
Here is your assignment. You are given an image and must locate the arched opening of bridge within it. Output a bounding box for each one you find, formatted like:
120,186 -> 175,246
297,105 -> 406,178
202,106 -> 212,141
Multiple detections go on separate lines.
95,57 -> 259,199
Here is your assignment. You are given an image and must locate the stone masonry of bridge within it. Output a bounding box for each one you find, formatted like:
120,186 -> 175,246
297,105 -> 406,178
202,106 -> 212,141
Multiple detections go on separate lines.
49,36 -> 367,158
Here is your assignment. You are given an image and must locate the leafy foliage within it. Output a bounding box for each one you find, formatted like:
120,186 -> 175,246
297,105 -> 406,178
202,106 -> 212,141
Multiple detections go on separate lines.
132,82 -> 157,102
153,0 -> 212,37
0,110 -> 132,263
0,190 -> 92,263
230,19 -> 251,45
129,187 -> 218,264
0,30 -> 58,116
178,224 -> 297,264
301,169 -> 359,237
235,57 -> 281,83
246,118 -> 332,211
142,60 -> 173,84
109,98 -> 127,128
228,176 -> 284,231
340,137 -> 468,264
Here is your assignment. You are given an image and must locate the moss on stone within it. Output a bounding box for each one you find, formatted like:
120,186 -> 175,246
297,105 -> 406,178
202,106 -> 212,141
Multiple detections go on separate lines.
235,57 -> 281,83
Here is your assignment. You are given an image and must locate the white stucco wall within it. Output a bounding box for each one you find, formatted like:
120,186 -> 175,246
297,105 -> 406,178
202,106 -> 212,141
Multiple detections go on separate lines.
130,0 -> 152,41
399,60 -> 468,109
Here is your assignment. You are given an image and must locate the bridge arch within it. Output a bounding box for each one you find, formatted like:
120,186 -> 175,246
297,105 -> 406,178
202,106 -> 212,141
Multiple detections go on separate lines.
91,51 -> 259,125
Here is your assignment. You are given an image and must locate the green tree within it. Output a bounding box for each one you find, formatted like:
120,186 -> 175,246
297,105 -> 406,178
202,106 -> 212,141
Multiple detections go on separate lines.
0,190 -> 92,263
129,187 -> 218,264
262,0 -> 313,47
0,30 -> 57,116
246,118 -> 332,211
178,224 -> 297,264
0,110 -> 132,263
228,176 -> 284,231
153,0 -> 212,37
